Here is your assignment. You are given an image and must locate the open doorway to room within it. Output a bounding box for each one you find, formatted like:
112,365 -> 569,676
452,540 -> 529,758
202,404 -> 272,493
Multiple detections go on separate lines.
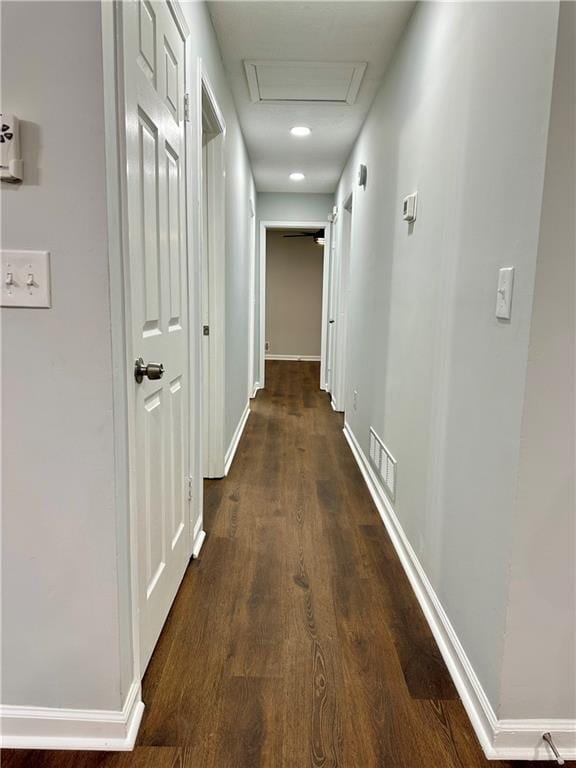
259,221 -> 330,390
200,77 -> 226,478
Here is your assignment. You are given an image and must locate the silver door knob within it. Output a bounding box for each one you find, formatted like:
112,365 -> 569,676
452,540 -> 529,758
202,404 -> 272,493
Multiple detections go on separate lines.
134,357 -> 164,383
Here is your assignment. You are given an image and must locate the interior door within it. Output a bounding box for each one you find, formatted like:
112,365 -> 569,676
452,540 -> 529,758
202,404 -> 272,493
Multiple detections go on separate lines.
326,219 -> 338,393
333,199 -> 352,412
123,0 -> 191,672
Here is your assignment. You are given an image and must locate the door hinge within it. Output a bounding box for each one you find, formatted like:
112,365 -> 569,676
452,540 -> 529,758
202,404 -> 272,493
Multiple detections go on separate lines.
187,477 -> 193,501
184,92 -> 190,122
203,325 -> 210,336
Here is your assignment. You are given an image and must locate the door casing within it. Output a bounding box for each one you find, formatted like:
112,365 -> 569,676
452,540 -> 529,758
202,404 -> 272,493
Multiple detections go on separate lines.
258,220 -> 330,390
198,70 -> 226,479
331,192 -> 353,412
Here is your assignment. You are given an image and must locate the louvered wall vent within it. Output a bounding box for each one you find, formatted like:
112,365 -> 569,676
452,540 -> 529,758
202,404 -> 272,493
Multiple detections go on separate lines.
243,60 -> 367,105
369,427 -> 397,501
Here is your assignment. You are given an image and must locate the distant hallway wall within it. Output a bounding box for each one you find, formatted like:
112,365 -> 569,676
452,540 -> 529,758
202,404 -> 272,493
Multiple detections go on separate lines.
265,231 -> 324,358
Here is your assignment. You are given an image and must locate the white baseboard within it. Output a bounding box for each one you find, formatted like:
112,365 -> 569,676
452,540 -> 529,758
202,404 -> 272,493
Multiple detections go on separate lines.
492,720 -> 576,760
0,679 -> 144,751
224,402 -> 250,476
251,382 -> 261,399
342,422 -> 576,763
265,354 -> 321,361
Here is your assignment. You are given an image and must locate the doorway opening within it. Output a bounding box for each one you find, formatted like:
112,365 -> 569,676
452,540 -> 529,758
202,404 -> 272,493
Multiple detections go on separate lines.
200,77 -> 226,478
259,220 -> 330,391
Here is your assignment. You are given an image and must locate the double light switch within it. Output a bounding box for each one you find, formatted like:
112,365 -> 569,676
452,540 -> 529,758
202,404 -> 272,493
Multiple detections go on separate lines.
1,250 -> 51,308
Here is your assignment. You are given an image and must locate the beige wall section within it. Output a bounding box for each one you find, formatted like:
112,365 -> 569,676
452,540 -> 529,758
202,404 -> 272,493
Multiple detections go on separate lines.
265,230 -> 324,358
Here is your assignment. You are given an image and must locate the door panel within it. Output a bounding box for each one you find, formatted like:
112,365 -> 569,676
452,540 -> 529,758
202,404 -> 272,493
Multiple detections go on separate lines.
326,222 -> 338,393
124,0 -> 190,672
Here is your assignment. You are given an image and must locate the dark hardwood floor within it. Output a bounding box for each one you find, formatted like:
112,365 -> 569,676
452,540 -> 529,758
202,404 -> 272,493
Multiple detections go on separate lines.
3,361 -> 570,767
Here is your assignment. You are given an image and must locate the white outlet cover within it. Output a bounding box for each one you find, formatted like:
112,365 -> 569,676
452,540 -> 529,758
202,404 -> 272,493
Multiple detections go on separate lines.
1,250 -> 51,308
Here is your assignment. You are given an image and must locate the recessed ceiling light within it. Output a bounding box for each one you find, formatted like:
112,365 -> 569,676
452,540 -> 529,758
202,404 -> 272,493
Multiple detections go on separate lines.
289,172 -> 305,181
290,126 -> 311,137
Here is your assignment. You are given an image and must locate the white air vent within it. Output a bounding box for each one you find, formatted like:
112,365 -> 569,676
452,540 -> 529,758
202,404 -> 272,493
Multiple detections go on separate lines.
244,60 -> 367,105
369,427 -> 397,501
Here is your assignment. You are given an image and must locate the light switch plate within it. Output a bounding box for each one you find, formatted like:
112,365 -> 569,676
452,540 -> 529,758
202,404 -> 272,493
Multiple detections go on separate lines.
1,250 -> 51,308
496,266 -> 514,320
403,192 -> 418,222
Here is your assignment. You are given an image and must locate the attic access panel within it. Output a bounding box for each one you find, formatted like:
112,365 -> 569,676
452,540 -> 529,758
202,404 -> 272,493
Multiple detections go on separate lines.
244,60 -> 367,105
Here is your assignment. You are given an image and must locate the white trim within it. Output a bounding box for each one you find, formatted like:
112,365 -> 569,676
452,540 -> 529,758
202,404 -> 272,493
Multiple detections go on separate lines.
259,219 -> 329,392
492,720 -> 576,761
186,55 -> 203,548
0,680 -> 144,751
247,196 -> 257,403
199,66 -> 227,478
251,382 -> 261,399
331,193 -> 353,414
319,222 -> 331,391
342,421 -> 576,763
224,402 -> 250,476
265,355 -> 321,361
101,0 -> 141,695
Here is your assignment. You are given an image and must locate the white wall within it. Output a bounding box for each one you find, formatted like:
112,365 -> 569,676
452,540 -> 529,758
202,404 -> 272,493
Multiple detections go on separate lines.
265,231 -> 324,357
335,0 -> 561,718
1,0 -> 257,721
1,0 -> 130,710
499,1 -> 576,720
180,1 -> 256,453
255,193 -> 333,384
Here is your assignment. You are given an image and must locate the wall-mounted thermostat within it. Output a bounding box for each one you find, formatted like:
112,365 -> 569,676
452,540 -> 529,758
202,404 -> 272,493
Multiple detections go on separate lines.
403,192 -> 418,222
1,114 -> 23,183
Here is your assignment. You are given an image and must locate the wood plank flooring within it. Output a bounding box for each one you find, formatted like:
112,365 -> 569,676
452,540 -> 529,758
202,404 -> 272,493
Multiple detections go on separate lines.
3,361 -> 570,767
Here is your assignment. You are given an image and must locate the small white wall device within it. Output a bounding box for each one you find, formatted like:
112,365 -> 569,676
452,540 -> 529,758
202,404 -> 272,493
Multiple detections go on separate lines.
403,192 -> 418,222
495,266 -> 515,320
1,250 -> 51,308
0,113 -> 23,183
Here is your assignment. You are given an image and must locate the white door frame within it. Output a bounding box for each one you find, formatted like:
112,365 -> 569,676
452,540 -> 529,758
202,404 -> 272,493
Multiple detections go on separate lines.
331,192 -> 353,412
197,68 -> 226,478
101,0 -> 202,690
248,198 -> 257,399
325,208 -> 338,395
259,220 -> 330,390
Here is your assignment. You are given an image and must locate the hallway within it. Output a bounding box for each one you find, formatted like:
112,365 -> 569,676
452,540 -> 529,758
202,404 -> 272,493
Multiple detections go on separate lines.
4,361 -> 565,768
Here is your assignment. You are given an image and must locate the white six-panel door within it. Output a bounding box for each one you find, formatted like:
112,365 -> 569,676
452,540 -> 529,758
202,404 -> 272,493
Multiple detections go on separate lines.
123,0 -> 190,672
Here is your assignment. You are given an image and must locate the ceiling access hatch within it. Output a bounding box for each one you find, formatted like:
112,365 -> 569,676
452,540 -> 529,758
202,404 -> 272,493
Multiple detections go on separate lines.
244,60 -> 367,105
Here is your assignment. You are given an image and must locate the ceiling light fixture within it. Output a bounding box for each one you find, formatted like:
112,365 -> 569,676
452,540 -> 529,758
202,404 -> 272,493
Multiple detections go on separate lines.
289,172 -> 305,182
290,126 -> 311,137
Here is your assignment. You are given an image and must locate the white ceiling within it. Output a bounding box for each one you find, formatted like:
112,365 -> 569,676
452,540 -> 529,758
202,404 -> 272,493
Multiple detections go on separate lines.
207,1 -> 416,193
